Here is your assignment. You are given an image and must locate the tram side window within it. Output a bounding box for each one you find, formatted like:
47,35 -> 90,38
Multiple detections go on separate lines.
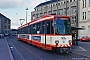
20,28 -> 22,34
46,20 -> 50,34
51,20 -> 54,34
46,20 -> 51,34
19,29 -> 21,34
17,29 -> 20,34
41,22 -> 45,34
24,27 -> 26,34
40,20 -> 54,34
25,26 -> 30,34
46,20 -> 54,34
31,24 -> 37,34
22,27 -> 25,34
36,22 -> 41,34
28,25 -> 31,34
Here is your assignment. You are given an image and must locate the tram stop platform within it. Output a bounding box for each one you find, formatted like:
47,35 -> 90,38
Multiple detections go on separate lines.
0,37 -> 14,60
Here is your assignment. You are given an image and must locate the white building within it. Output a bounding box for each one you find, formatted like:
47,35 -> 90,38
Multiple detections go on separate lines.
79,0 -> 90,38
31,0 -> 90,38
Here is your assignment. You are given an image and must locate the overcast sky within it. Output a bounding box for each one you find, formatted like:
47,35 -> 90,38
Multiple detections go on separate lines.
0,0 -> 49,29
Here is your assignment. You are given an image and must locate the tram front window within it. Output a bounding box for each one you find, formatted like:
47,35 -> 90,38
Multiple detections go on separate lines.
54,18 -> 71,35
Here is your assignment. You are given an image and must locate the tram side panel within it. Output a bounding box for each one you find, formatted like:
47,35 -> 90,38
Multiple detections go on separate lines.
18,34 -> 72,48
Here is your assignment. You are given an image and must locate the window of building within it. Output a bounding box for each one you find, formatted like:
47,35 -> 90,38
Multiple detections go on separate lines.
64,8 -> 66,14
35,8 -> 36,11
83,0 -> 84,8
59,9 -> 63,15
89,0 -> 90,6
72,6 -> 76,13
53,4 -> 55,6
67,0 -> 69,3
85,12 -> 86,19
32,14 -> 35,19
88,26 -> 90,34
44,12 -> 47,15
64,7 -> 69,15
71,15 -> 76,24
70,0 -> 72,2
40,13 -> 43,17
53,10 -> 57,14
72,15 -> 76,19
64,1 -> 65,4
82,12 -> 86,20
48,11 -> 52,14
88,11 -> 90,19
58,3 -> 60,5
67,7 -> 69,15
56,3 -> 57,6
36,14 -> 38,18
61,1 -> 63,5
82,12 -> 84,19
85,0 -> 86,8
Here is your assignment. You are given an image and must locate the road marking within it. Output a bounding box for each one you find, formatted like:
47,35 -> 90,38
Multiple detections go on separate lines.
80,42 -> 90,44
5,37 -> 14,60
71,52 -> 90,58
79,46 -> 87,51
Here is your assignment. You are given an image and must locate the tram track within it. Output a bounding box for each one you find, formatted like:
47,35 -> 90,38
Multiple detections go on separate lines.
71,51 -> 90,58
7,37 -> 90,60
8,37 -> 71,60
6,38 -> 26,60
7,37 -> 43,60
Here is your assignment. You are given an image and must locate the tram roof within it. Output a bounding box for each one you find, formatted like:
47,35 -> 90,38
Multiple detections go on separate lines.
18,14 -> 70,29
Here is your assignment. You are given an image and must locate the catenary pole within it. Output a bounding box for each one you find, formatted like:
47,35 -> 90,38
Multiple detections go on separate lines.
76,0 -> 78,45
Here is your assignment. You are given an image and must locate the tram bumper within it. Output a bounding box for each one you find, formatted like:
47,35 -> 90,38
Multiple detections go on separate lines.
60,48 -> 70,53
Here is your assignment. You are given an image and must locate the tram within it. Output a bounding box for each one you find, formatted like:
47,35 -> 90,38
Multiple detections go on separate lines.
17,14 -> 72,53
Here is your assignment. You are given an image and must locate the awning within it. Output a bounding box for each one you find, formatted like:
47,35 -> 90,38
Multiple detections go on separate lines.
71,27 -> 85,30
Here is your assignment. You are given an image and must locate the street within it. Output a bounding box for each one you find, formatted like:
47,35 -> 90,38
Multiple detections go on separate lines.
4,36 -> 90,60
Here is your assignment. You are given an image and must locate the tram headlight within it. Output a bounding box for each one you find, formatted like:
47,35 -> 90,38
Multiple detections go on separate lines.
55,40 -> 59,44
68,40 -> 72,44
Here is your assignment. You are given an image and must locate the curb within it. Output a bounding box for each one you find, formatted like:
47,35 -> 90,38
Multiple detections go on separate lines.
5,37 -> 14,60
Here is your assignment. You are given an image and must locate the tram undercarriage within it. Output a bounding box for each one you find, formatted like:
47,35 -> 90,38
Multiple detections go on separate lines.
52,47 -> 71,53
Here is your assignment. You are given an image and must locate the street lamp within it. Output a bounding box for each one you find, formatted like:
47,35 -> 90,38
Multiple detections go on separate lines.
26,8 -> 28,23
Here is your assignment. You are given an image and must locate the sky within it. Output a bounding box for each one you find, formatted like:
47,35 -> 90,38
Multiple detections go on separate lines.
0,0 -> 49,29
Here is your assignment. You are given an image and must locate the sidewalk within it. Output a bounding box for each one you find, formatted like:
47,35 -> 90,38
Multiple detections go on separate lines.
71,42 -> 90,57
0,38 -> 14,60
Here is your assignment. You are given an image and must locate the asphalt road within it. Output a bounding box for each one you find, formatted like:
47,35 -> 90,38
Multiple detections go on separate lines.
6,36 -> 90,60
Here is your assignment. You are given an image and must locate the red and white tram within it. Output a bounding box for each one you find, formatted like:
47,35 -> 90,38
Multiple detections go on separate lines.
17,14 -> 72,53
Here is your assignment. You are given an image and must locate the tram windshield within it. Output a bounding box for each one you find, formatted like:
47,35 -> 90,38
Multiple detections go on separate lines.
54,17 -> 71,35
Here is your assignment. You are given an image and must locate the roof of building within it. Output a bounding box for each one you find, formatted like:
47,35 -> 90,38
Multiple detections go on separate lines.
35,0 -> 58,8
0,13 -> 11,21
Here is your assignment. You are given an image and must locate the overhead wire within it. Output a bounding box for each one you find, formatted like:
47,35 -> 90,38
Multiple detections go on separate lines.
13,0 -> 25,19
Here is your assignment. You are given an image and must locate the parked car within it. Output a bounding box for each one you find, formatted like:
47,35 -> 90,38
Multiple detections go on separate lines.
80,36 -> 90,42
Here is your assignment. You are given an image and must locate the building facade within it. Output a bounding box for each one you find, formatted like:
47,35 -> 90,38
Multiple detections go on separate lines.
0,13 -> 11,35
11,29 -> 17,36
31,0 -> 90,38
79,0 -> 90,38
